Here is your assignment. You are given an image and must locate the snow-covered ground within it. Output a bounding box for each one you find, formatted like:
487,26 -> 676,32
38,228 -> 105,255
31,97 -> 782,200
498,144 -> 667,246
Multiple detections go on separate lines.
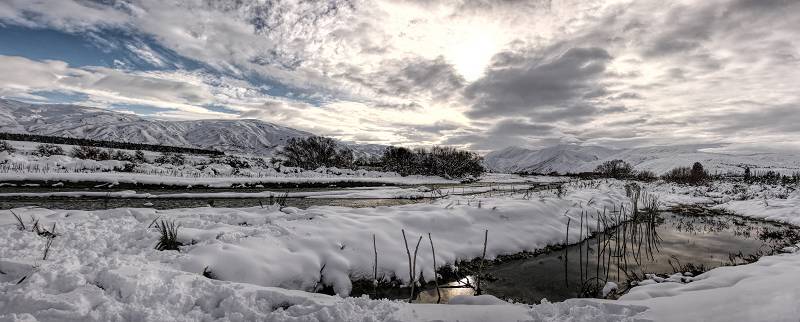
0,171 -> 455,188
0,143 -> 571,188
0,145 -> 455,187
0,184 -> 536,200
1,179 -> 799,321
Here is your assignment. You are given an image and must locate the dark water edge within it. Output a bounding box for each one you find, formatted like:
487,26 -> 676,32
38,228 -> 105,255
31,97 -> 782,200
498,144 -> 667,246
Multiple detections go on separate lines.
349,208 -> 800,304
0,197 -> 426,210
0,182 -> 556,210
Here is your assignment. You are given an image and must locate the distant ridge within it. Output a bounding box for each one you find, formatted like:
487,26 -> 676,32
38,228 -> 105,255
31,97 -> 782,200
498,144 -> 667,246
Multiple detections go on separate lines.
0,99 -> 312,156
483,144 -> 800,175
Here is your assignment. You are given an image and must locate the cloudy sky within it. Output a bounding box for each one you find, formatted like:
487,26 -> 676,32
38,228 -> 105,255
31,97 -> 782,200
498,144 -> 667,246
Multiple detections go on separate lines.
0,0 -> 798,153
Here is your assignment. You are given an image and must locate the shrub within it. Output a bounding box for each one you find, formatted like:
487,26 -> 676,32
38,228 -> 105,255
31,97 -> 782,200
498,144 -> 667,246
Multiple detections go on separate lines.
634,170 -> 657,182
662,166 -> 691,184
0,140 -> 15,153
70,145 -> 110,160
278,136 -> 354,169
381,145 -> 484,179
663,162 -> 709,185
154,220 -> 182,251
111,150 -> 133,162
155,152 -> 185,166
117,163 -> 137,172
250,157 -> 269,169
217,155 -> 251,169
381,146 -> 417,176
690,162 -> 708,184
419,146 -> 484,179
97,149 -> 111,160
33,144 -> 65,157
133,150 -> 147,163
594,160 -> 633,179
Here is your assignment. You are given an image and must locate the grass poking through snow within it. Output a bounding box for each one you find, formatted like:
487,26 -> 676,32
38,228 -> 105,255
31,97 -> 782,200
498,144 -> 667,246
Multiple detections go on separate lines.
154,219 -> 183,251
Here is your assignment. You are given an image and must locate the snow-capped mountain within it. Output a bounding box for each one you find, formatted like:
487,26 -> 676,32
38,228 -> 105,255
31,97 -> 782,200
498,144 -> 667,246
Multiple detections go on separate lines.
0,99 -> 313,155
483,145 -> 618,174
484,144 -> 800,175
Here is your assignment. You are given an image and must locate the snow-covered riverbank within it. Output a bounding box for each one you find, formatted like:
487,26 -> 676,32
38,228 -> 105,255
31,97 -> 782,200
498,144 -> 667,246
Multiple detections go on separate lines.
1,179 -> 799,321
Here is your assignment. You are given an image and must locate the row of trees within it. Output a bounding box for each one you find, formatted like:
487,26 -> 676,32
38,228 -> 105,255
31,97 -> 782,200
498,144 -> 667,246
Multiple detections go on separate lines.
0,132 -> 223,156
68,145 -> 149,163
594,159 -> 708,184
743,167 -> 800,185
0,141 -> 150,163
278,136 -> 354,170
381,146 -> 484,179
662,162 -> 708,184
4,141 -> 264,169
277,136 -> 485,179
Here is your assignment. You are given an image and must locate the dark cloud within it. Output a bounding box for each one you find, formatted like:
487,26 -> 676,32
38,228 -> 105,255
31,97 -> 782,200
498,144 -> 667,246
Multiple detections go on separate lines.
599,105 -> 628,114
415,121 -> 461,134
486,119 -> 554,136
338,56 -> 465,102
465,47 -> 612,123
604,117 -> 648,127
707,104 -> 800,135
609,92 -> 642,100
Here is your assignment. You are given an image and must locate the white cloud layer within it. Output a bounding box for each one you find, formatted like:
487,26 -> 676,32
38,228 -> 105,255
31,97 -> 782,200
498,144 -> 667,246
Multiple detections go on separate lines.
0,0 -> 798,152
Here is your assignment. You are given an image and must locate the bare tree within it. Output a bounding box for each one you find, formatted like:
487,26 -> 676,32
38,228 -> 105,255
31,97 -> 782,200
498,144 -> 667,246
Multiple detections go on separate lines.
278,136 -> 354,169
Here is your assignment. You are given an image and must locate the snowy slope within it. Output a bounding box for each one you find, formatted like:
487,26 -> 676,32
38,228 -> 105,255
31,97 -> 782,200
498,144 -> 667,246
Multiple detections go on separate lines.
483,145 -> 617,174
0,99 -> 312,156
485,144 -> 800,175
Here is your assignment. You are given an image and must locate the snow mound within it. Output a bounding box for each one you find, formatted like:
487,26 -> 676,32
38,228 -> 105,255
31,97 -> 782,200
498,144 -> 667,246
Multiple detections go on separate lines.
448,295 -> 507,305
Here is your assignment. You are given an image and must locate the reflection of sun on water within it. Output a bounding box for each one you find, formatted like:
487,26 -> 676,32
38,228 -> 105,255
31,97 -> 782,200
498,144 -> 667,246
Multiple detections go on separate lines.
415,276 -> 476,303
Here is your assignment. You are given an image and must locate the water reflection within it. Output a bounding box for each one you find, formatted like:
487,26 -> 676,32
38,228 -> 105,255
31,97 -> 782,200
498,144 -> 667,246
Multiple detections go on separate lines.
410,211 -> 799,304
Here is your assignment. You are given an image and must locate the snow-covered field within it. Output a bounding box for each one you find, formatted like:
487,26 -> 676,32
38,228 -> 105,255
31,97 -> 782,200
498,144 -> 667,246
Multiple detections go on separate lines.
0,142 -> 570,188
0,142 -> 455,187
0,184 -> 538,200
1,179 -> 799,321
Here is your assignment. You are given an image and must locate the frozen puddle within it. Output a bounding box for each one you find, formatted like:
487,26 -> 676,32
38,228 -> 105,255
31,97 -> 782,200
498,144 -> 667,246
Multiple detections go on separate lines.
358,210 -> 800,304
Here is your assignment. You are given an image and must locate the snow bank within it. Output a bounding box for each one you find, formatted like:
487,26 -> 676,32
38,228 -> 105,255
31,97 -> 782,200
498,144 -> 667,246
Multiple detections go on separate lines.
4,179 -> 800,321
0,183 -> 625,296
0,172 -> 454,187
619,247 -> 800,322
0,148 -> 456,187
713,190 -> 800,226
447,295 -> 507,305
0,183 -> 631,320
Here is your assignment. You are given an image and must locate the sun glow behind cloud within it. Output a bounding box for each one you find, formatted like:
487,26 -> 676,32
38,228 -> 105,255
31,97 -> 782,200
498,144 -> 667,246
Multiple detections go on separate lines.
0,0 -> 798,153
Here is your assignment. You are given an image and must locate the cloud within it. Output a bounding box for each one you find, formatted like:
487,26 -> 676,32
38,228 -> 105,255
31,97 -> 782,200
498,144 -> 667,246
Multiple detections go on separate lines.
440,118 -> 557,151
704,103 -> 800,135
0,55 -> 219,113
338,56 -> 465,102
1,0 -> 800,151
465,46 -> 612,124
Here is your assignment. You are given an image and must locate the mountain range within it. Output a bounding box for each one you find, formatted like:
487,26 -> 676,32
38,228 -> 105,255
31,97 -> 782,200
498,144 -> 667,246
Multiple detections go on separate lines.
0,99 -> 332,156
483,144 -> 800,175
2,99 -> 798,174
